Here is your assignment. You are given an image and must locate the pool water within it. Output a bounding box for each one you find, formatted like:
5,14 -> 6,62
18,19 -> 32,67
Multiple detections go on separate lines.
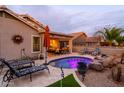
49,56 -> 93,69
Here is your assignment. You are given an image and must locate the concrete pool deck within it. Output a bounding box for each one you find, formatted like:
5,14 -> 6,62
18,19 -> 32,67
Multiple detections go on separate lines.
0,53 -> 93,87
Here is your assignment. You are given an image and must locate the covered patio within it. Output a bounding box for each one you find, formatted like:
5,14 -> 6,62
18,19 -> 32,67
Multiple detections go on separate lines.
40,31 -> 73,55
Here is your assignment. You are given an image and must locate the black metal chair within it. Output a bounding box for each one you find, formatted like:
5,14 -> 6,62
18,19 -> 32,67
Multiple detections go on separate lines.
0,61 -> 4,74
0,58 -> 50,87
0,59 -> 35,74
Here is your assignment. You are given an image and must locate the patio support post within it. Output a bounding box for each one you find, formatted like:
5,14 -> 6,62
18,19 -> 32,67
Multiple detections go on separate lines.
69,39 -> 72,53
45,47 -> 48,64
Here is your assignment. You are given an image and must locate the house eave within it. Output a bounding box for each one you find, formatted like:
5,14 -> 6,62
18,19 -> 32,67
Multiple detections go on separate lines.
39,31 -> 73,38
0,9 -> 43,33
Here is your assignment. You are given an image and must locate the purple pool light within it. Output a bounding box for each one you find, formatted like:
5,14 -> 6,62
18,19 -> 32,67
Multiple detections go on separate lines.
49,56 -> 93,69
68,59 -> 77,68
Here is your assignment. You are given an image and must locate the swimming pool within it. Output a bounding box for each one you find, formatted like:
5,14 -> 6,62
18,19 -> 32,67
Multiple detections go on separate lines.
49,56 -> 93,69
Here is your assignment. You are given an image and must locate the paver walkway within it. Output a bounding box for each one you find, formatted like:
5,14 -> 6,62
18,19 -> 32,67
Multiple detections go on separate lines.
0,53 -> 93,87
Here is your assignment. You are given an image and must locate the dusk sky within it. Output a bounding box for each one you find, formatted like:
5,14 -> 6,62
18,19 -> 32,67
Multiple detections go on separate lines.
7,5 -> 124,36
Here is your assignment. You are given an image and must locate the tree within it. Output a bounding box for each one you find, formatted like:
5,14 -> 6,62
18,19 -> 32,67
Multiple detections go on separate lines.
94,26 -> 124,46
116,36 -> 124,46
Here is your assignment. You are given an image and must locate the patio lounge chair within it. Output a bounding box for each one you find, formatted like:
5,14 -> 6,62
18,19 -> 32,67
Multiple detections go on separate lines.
0,59 -> 35,74
0,58 -> 50,87
8,59 -> 35,68
0,61 -> 4,74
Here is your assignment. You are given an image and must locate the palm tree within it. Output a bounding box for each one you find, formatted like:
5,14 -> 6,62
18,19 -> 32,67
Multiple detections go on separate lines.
94,27 -> 124,46
116,36 -> 124,46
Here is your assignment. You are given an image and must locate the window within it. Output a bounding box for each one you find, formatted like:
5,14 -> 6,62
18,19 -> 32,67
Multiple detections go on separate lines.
60,41 -> 69,49
32,36 -> 41,53
50,39 -> 59,48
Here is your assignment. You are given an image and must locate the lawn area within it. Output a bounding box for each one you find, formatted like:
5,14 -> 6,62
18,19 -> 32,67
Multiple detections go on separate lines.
47,74 -> 81,87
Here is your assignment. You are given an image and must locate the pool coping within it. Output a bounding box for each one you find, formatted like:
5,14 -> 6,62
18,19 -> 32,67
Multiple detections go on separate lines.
48,54 -> 94,63
72,70 -> 86,87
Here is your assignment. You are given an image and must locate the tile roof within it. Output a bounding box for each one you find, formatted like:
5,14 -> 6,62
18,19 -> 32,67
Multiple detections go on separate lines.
70,32 -> 87,36
70,31 -> 101,42
0,6 -> 72,37
84,36 -> 101,42
70,32 -> 87,40
19,14 -> 45,28
0,5 -> 43,32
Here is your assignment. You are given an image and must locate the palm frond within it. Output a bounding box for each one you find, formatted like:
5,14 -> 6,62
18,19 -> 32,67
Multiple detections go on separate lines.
94,26 -> 124,43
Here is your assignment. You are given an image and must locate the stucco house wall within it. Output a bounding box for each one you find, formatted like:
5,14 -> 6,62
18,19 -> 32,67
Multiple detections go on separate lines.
0,17 -> 43,60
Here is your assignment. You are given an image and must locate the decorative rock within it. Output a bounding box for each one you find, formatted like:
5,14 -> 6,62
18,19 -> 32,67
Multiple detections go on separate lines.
94,56 -> 102,60
120,69 -> 124,82
113,58 -> 121,64
102,55 -> 120,68
102,56 -> 114,68
89,61 -> 104,71
121,53 -> 124,64
111,66 -> 120,81
111,64 -> 124,82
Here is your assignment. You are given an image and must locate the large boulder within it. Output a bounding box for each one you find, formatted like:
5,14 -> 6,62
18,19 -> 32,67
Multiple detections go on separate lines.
94,56 -> 103,60
111,64 -> 124,82
121,53 -> 124,64
89,61 -> 104,71
102,56 -> 114,67
111,66 -> 120,81
102,55 -> 120,68
113,58 -> 121,64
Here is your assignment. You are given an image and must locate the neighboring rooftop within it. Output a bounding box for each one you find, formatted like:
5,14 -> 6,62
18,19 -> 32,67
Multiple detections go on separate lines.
70,32 -> 87,37
70,32 -> 87,41
70,32 -> 102,43
85,36 -> 101,42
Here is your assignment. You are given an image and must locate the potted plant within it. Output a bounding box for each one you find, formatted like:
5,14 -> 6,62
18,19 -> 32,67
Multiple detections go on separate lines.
77,62 -> 88,81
